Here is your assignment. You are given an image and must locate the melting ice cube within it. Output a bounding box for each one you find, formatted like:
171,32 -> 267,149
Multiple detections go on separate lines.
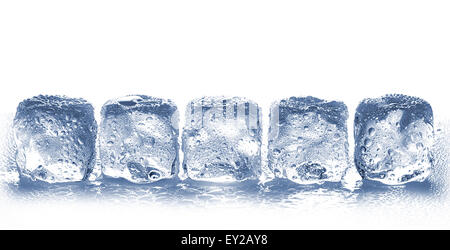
13,95 -> 97,183
354,94 -> 434,185
99,95 -> 179,184
182,97 -> 262,182
268,96 -> 350,184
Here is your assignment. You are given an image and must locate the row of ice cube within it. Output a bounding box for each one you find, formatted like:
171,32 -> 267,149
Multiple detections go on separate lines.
12,94 -> 434,185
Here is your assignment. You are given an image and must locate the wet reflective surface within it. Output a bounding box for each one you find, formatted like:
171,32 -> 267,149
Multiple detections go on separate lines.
1,114 -> 449,215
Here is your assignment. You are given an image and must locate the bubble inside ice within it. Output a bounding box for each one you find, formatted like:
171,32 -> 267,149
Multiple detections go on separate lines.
354,94 -> 434,185
13,95 -> 97,183
268,96 -> 351,184
182,97 -> 262,182
99,95 -> 179,184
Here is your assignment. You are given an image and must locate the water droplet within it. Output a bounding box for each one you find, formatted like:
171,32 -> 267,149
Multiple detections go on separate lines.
145,137 -> 156,146
119,153 -> 127,164
273,148 -> 281,157
273,168 -> 282,177
149,171 -> 161,180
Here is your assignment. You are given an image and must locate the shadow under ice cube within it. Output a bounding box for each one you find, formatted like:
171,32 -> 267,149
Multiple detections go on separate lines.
268,97 -> 350,184
99,95 -> 179,184
354,94 -> 434,185
13,95 -> 97,183
182,97 -> 262,182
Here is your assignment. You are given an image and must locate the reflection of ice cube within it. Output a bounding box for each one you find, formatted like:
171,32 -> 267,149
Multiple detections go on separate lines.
99,95 -> 179,184
354,94 -> 434,185
182,97 -> 262,182
268,97 -> 350,184
13,95 -> 97,183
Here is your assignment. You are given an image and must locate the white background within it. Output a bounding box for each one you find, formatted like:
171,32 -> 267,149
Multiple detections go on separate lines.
1,0 -> 449,229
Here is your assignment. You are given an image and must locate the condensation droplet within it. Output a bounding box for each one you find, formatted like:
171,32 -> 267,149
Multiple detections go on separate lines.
368,127 -> 375,136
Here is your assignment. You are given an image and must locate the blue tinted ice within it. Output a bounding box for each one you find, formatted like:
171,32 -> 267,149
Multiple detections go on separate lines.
354,94 -> 434,185
268,97 -> 350,184
13,95 -> 97,183
99,95 -> 179,184
182,97 -> 262,182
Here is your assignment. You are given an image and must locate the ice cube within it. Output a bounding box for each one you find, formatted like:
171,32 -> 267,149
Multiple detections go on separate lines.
268,96 -> 350,184
99,95 -> 179,184
182,97 -> 262,182
354,94 -> 434,185
13,95 -> 97,183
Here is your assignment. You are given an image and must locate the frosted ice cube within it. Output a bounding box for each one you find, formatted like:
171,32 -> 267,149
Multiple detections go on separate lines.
354,94 -> 434,185
182,97 -> 262,182
13,95 -> 97,183
99,95 -> 179,184
268,97 -> 350,184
